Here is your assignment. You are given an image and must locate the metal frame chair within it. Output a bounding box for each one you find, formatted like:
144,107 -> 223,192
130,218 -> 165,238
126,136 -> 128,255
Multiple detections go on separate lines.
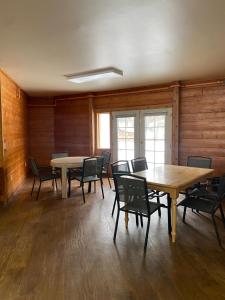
68,157 -> 104,203
113,174 -> 171,251
179,176 -> 225,246
101,150 -> 112,188
29,157 -> 60,201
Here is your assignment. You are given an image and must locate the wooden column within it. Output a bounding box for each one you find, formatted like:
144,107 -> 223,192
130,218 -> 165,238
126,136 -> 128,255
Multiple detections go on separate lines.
172,83 -> 180,165
88,94 -> 95,156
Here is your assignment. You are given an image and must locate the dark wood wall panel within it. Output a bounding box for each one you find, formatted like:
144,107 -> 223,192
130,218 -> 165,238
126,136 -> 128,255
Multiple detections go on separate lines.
179,86 -> 225,174
55,98 -> 91,156
0,71 -> 28,200
28,103 -> 55,165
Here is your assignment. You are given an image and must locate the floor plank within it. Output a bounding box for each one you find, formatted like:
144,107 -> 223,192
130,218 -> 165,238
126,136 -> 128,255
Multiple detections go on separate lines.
0,179 -> 224,300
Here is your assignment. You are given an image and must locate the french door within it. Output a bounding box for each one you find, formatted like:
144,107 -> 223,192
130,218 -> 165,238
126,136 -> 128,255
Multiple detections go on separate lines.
112,108 -> 172,166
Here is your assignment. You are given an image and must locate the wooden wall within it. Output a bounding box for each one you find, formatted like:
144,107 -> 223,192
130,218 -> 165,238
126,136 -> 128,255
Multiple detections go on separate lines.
28,80 -> 225,175
28,97 -> 55,165
0,70 -> 28,201
179,85 -> 225,174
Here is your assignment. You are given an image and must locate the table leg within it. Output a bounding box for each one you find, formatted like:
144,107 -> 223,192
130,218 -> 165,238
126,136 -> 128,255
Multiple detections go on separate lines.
61,167 -> 68,199
125,212 -> 129,229
171,196 -> 177,242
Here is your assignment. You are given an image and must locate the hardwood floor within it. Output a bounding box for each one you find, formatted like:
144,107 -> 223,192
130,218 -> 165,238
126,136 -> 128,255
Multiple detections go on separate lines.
0,179 -> 224,300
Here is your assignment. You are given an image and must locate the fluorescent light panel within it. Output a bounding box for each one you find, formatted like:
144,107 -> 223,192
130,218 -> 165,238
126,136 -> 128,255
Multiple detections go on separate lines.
65,67 -> 123,83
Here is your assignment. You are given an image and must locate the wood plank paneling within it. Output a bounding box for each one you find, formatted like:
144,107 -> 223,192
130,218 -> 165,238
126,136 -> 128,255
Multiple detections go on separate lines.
55,98 -> 92,156
0,70 -> 28,201
179,86 -> 225,174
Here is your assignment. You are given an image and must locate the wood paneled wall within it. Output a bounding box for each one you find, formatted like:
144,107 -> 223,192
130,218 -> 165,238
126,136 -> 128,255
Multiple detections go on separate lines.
179,85 -> 225,174
28,97 -> 55,165
54,97 -> 92,156
28,80 -> 225,175
0,70 -> 28,201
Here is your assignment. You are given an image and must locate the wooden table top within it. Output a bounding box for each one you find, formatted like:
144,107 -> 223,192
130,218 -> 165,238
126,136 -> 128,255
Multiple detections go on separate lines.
134,164 -> 214,191
50,156 -> 88,168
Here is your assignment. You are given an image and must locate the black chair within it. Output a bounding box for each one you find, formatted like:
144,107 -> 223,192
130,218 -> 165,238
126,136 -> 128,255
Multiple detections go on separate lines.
51,152 -> 69,177
187,156 -> 212,169
111,160 -> 131,216
179,176 -> 225,246
51,152 -> 69,159
131,157 -> 148,173
181,156 -> 213,197
113,174 -> 171,251
68,157 -> 104,203
101,151 -> 112,188
131,157 -> 166,217
29,157 -> 60,201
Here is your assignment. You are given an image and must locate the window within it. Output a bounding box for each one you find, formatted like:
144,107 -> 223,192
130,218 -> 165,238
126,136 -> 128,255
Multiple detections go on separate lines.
97,113 -> 110,149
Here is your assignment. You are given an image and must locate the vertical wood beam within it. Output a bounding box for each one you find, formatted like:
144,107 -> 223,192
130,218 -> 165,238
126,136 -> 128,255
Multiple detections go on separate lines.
88,94 -> 95,156
172,83 -> 180,165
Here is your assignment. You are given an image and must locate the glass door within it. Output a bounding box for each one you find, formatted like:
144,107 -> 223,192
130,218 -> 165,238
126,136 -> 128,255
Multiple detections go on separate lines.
140,109 -> 172,167
112,111 -> 139,161
112,108 -> 172,166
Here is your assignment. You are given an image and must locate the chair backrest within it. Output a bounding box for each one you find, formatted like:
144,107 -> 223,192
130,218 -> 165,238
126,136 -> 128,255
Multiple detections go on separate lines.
114,174 -> 150,213
101,151 -> 111,169
111,160 -> 130,175
82,158 -> 97,177
187,156 -> 212,169
131,157 -> 148,172
51,152 -> 69,159
29,157 -> 39,177
216,176 -> 225,200
92,156 -> 104,177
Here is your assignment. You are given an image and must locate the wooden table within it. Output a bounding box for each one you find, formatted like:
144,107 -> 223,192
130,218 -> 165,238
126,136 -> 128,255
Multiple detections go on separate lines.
134,164 -> 214,243
50,156 -> 88,199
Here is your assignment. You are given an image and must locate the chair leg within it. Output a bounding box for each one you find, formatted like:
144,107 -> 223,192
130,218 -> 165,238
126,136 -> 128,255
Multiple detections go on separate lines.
36,181 -> 42,201
54,178 -> 58,190
136,214 -> 139,227
112,195 -> 117,216
156,191 -> 161,217
88,182 -> 91,193
212,214 -> 222,246
167,195 -> 172,234
183,207 -> 187,223
140,214 -> 143,227
100,179 -> 104,199
219,205 -> 225,227
113,210 -> 120,241
68,178 -> 71,197
107,174 -> 112,189
81,184 -> 85,203
31,177 -> 36,195
144,217 -> 151,251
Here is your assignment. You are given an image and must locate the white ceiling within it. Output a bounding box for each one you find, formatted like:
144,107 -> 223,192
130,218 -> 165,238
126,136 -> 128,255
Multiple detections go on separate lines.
1,0 -> 225,96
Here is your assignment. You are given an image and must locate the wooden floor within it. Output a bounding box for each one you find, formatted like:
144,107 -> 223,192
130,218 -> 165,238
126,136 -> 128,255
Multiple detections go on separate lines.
0,179 -> 225,300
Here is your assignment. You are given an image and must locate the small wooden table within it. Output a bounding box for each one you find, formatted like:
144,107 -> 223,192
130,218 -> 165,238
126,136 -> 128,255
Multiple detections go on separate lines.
134,164 -> 214,243
50,156 -> 88,199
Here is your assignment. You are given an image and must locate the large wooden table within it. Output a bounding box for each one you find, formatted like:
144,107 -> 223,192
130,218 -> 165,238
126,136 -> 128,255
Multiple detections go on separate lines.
134,164 -> 214,243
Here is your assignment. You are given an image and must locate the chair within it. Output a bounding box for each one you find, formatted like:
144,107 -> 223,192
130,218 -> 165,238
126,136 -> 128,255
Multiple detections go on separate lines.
181,156 -> 213,197
131,157 -> 148,173
29,157 -> 60,201
68,157 -> 104,203
131,157 -> 166,217
111,160 -> 131,216
179,176 -> 225,246
113,174 -> 171,251
187,156 -> 212,169
51,152 -> 69,177
101,150 -> 112,188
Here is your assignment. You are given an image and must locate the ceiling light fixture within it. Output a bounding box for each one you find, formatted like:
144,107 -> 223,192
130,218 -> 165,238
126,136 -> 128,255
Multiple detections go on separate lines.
65,67 -> 123,83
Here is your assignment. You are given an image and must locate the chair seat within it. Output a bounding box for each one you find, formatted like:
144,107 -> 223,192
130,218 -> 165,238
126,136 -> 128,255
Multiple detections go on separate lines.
71,175 -> 100,182
121,201 -> 161,216
179,196 -> 218,214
